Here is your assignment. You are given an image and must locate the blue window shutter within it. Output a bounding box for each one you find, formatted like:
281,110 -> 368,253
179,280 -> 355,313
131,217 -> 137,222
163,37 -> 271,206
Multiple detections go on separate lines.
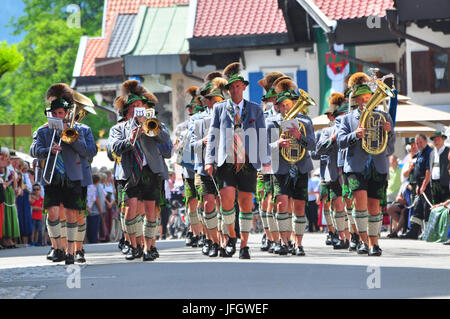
248,72 -> 264,103
296,70 -> 308,92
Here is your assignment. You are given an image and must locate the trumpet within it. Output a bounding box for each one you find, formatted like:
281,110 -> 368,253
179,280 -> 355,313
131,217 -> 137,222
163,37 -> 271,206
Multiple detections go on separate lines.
60,104 -> 80,144
142,108 -> 161,137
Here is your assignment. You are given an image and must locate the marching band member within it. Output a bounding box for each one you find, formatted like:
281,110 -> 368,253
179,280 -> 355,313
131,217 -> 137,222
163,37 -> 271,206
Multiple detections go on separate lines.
333,100 -> 360,250
33,83 -> 88,264
316,93 -> 351,249
266,79 -> 315,256
73,94 -> 97,263
191,76 -> 228,257
257,72 -> 284,252
337,72 -> 395,256
205,62 -> 270,259
108,80 -> 169,261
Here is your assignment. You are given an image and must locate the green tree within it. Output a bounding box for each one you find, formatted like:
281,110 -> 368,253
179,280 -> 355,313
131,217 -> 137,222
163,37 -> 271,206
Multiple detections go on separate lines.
0,41 -> 23,78
0,0 -> 103,152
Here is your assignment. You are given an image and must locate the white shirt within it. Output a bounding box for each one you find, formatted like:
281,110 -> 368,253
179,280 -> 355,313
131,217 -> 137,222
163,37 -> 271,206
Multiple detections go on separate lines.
431,145 -> 445,180
230,99 -> 244,119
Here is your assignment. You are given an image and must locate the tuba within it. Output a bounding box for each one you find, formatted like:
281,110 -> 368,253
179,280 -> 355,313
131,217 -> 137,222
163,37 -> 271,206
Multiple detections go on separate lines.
280,89 -> 316,164
359,80 -> 395,155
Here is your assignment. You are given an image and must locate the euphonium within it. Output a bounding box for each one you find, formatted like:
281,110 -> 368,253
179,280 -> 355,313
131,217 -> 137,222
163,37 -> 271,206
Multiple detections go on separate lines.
359,80 -> 395,155
142,107 -> 161,137
280,89 -> 316,164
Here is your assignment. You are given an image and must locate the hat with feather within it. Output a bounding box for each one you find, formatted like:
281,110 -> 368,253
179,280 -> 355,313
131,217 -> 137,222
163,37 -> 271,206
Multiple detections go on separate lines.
348,72 -> 372,97
258,72 -> 284,102
224,62 -> 249,89
200,71 -> 224,96
205,77 -> 228,100
114,80 -> 156,117
324,92 -> 345,114
274,79 -> 299,104
185,86 -> 204,114
45,83 -> 74,114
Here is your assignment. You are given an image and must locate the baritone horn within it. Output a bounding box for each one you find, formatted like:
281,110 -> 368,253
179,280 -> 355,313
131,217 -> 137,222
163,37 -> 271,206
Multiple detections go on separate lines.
280,89 -> 316,164
359,80 -> 395,155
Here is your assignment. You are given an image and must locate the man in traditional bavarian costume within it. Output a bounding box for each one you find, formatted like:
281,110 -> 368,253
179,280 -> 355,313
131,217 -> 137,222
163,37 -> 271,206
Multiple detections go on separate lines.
72,93 -> 97,263
266,79 -> 315,256
191,76 -> 228,257
33,84 -> 88,264
337,72 -> 395,256
333,99 -> 360,251
316,93 -> 351,249
108,80 -> 170,261
205,62 -> 270,259
257,72 -> 285,252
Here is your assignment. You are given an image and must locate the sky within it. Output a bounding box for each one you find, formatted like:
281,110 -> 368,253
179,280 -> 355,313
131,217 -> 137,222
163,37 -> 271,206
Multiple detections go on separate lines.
0,0 -> 26,44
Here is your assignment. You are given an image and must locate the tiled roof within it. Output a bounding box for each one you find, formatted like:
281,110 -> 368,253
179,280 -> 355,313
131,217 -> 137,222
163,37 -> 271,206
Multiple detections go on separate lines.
106,14 -> 136,58
78,0 -> 188,78
193,0 -> 287,38
105,0 -> 189,36
80,38 -> 105,77
313,0 -> 394,20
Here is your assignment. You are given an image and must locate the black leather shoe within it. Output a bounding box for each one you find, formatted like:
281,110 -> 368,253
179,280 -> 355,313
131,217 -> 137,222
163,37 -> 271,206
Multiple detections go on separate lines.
288,241 -> 295,254
332,232 -> 340,246
198,235 -> 206,247
126,247 -> 136,260
326,231 -> 333,245
191,236 -> 199,248
357,242 -> 369,255
150,246 -> 159,259
368,245 -> 382,256
75,250 -> 86,263
219,247 -> 226,257
65,253 -> 75,265
185,232 -> 193,246
135,245 -> 143,259
294,246 -> 305,256
268,241 -> 276,253
202,240 -> 211,255
225,237 -> 237,256
47,248 -> 55,260
143,250 -> 154,261
399,223 -> 421,240
121,241 -> 130,255
208,243 -> 219,257
278,244 -> 289,255
274,241 -> 282,254
334,239 -> 349,249
261,233 -> 267,246
349,233 -> 359,251
118,237 -> 124,251
52,249 -> 65,262
239,247 -> 251,259
260,239 -> 270,251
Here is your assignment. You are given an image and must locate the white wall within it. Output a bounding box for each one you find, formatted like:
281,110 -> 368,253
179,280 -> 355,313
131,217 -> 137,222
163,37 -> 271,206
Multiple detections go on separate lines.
406,23 -> 450,106
242,47 -> 320,118
355,42 -> 405,71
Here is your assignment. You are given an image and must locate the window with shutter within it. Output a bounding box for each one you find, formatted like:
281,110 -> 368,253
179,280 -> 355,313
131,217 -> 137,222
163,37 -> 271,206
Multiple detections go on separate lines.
411,51 -> 431,92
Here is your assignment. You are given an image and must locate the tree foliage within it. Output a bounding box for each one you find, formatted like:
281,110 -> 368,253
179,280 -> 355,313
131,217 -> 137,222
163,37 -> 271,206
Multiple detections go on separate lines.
0,0 -> 104,152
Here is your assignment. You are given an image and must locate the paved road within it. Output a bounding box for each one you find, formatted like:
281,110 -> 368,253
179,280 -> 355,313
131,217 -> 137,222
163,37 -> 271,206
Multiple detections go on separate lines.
1,233 -> 450,299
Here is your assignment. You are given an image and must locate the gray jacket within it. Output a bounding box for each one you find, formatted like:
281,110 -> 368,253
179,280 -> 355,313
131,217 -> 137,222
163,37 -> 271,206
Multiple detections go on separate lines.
316,124 -> 339,182
205,99 -> 269,170
337,108 -> 395,174
32,123 -> 88,185
266,113 -> 315,175
78,124 -> 98,187
191,113 -> 212,176
107,118 -> 170,181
